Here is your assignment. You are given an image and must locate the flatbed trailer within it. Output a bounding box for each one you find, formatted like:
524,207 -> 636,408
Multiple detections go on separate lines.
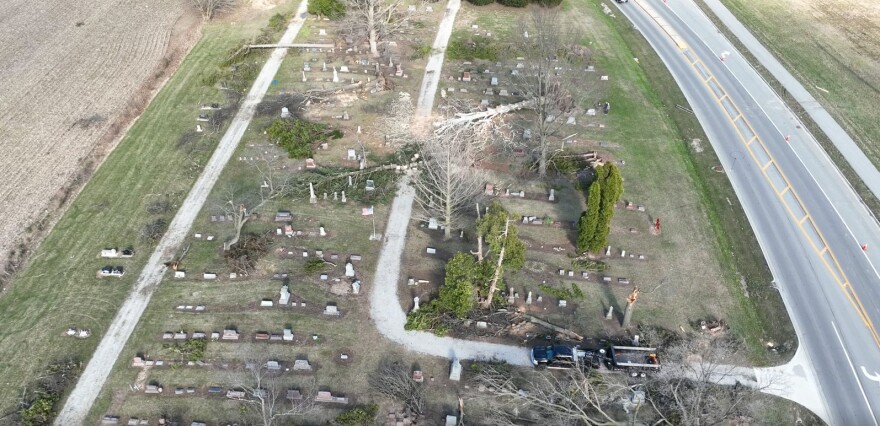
608,346 -> 660,371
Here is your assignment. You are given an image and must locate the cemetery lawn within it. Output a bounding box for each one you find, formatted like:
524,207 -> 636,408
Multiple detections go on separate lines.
418,0 -> 793,365
83,5 -> 461,424
0,3 -> 299,416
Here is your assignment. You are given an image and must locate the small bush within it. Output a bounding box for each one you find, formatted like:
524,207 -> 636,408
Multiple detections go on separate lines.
447,35 -> 499,61
304,258 -> 331,274
163,338 -> 208,362
267,13 -> 290,32
497,0 -> 529,7
333,404 -> 378,425
538,284 -> 584,300
140,218 -> 168,243
409,44 -> 433,60
467,0 -> 494,5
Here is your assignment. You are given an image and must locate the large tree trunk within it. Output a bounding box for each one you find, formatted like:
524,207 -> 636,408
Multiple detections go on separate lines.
444,165 -> 453,240
474,203 -> 483,262
480,219 -> 508,309
622,301 -> 634,328
368,5 -> 379,57
224,216 -> 250,251
538,134 -> 548,177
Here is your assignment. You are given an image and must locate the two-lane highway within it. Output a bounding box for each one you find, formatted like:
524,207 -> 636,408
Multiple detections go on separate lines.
615,0 -> 880,423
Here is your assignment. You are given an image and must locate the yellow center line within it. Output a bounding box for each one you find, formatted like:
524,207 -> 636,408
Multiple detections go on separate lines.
632,0 -> 880,349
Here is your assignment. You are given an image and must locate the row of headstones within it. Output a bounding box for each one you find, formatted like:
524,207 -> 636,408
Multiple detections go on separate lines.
604,245 -> 647,260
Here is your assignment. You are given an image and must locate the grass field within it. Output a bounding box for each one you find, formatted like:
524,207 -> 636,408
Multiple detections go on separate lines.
0,2 -> 300,419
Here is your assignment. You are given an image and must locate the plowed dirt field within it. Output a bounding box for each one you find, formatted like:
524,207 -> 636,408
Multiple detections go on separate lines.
0,0 -> 199,270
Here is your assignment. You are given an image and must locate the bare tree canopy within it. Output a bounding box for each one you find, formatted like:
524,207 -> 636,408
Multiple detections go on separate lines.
469,363 -> 625,426
412,120 -> 488,239
368,360 -> 426,415
511,9 -> 596,177
220,156 -> 295,250
344,0 -> 417,57
235,359 -> 317,426
645,336 -> 774,426
192,0 -> 235,21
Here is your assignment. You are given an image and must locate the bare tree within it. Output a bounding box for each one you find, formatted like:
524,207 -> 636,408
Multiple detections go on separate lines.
412,121 -> 488,239
236,360 -> 317,426
469,363 -> 628,425
512,9 -> 594,177
368,360 -> 425,415
191,0 -> 235,21
345,0 -> 416,57
221,157 -> 294,250
644,335 -> 774,425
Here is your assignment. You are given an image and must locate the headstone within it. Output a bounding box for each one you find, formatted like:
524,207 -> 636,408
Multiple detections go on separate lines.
426,247 -> 437,254
324,304 -> 339,315
319,28 -> 327,36
587,108 -> 597,116
427,218 -> 439,230
323,192 -> 328,200
523,129 -> 532,139
309,182 -> 317,204
605,246 -> 611,256
332,67 -> 339,83
345,262 -> 355,277
549,189 -> 555,201
333,192 -> 338,201
319,226 -> 327,236
559,300 -> 567,307
412,297 -> 420,312
306,158 -> 316,169
352,280 -> 360,294
491,76 -> 498,86
302,71 -> 307,82
348,176 -> 353,187
441,89 -> 447,98
601,75 -> 609,81
303,63 -> 311,72
196,124 -> 203,132
342,110 -> 350,120
476,321 -> 488,329
449,358 -> 462,381
293,359 -> 312,370
365,179 -> 375,191
347,148 -> 357,160
526,291 -> 533,304
279,285 -> 290,305
322,62 -> 327,71
537,296 -> 543,303
566,116 -> 576,125
341,191 -> 347,203
606,306 -> 614,320
283,328 -> 294,341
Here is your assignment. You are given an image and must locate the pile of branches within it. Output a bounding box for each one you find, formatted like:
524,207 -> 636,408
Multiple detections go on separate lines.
223,232 -> 272,275
368,360 -> 425,415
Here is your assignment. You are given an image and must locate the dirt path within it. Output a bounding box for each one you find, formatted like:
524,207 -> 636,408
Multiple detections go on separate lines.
53,2 -> 311,423
369,0 -> 531,367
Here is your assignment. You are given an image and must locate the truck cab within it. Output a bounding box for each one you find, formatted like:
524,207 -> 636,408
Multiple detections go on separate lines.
531,345 -> 578,369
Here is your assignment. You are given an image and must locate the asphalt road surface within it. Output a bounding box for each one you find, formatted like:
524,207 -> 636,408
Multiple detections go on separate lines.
616,0 -> 880,423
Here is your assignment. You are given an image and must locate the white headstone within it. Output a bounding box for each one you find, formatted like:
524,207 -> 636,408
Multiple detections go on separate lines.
345,262 -> 355,277
322,61 -> 327,71
280,285 -> 290,305
427,218 -> 439,230
302,71 -> 307,82
309,182 -> 317,204
319,226 -> 327,236
341,191 -> 347,203
605,305 -> 614,320
526,291 -> 533,304
352,280 -> 361,294
449,358 -> 462,381
412,296 -> 420,312
549,189 -> 555,201
332,67 -> 339,83
319,28 -> 327,36
606,246 -> 611,256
